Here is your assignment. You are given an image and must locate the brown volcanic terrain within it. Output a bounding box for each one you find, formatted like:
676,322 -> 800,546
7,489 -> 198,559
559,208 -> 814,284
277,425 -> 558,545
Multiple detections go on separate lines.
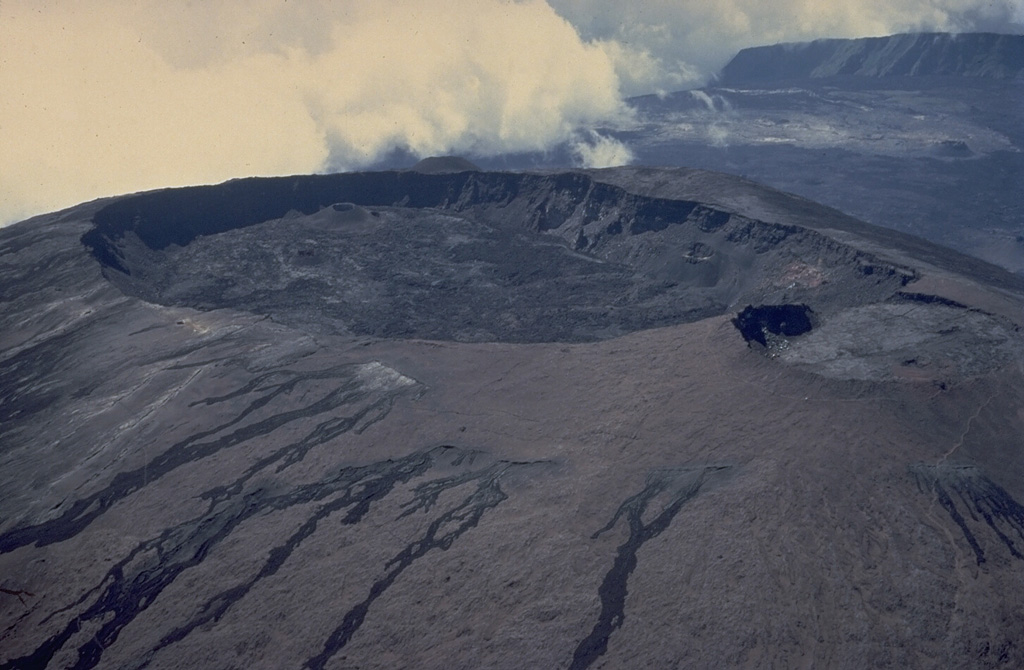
2,167 -> 1024,669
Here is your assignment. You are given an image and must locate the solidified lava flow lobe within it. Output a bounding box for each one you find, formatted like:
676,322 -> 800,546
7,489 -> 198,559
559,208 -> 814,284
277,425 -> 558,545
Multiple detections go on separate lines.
570,466 -> 728,670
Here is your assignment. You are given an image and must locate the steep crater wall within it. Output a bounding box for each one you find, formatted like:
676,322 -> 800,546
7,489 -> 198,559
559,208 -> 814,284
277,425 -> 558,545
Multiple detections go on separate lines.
719,32 -> 1024,85
82,170 -> 915,343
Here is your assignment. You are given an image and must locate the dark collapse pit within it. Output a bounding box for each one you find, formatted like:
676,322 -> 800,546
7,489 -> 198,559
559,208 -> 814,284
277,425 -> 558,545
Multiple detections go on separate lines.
80,169 -> 913,344
732,304 -> 816,346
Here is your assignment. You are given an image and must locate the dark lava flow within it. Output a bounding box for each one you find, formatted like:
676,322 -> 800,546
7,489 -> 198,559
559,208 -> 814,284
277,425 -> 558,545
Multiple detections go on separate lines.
1,447 -> 547,670
0,361 -> 419,554
303,453 -> 538,670
912,464 -> 1024,565
569,466 -> 730,670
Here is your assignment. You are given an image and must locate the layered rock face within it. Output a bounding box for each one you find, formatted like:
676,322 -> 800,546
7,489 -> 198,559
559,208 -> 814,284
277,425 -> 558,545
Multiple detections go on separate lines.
718,32 -> 1024,85
2,167 -> 1024,669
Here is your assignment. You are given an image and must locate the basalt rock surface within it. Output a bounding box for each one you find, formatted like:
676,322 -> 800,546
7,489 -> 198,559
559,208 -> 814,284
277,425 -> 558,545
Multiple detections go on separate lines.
2,166 -> 1024,669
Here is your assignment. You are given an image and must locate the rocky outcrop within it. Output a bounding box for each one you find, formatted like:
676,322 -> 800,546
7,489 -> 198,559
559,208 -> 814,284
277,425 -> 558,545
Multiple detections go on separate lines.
411,155 -> 481,173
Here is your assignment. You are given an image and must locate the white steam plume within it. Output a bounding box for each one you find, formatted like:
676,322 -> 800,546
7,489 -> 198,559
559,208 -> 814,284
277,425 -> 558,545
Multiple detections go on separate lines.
572,131 -> 636,167
0,0 -> 632,225
4,0 -> 1021,225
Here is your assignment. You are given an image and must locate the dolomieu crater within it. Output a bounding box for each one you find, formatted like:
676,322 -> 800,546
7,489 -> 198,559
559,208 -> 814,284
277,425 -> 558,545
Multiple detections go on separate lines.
84,168 -> 921,344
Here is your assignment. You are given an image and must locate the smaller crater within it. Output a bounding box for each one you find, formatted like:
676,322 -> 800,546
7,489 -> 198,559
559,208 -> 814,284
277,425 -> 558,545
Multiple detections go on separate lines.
732,304 -> 816,347
329,202 -> 371,223
682,242 -> 714,263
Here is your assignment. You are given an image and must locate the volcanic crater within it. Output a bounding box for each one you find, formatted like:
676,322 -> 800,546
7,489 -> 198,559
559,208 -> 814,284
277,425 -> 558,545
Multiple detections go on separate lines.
84,169 -> 923,345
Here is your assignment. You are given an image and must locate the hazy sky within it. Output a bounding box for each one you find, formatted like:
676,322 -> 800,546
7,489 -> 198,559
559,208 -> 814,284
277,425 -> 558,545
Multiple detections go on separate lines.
2,0 -> 1022,225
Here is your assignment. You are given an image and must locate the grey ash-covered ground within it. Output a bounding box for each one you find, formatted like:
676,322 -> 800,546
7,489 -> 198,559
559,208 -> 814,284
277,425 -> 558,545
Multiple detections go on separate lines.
3,165 -> 1024,668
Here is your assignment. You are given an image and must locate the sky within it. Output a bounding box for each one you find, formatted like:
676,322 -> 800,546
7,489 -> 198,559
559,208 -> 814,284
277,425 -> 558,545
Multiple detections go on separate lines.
2,0 -> 1022,226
